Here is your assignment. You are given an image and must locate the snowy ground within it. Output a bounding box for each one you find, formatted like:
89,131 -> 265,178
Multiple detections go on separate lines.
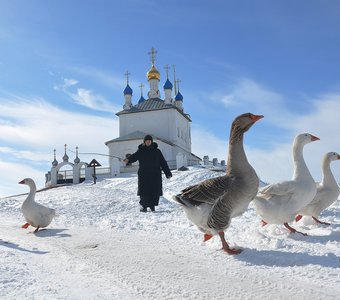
1,166 -> 339,299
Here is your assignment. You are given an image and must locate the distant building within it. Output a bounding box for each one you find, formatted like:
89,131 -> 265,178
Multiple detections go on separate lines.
105,47 -> 200,171
45,48 -> 201,187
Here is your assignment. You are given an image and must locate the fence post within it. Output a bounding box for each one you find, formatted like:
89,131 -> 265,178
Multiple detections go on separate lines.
203,155 -> 209,165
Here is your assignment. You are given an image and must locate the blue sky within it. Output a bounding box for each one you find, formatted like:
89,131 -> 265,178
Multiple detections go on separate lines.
1,0 -> 340,197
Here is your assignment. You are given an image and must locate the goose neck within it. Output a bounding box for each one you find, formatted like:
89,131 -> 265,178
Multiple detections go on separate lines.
321,158 -> 336,185
26,183 -> 37,201
227,133 -> 248,173
292,143 -> 310,179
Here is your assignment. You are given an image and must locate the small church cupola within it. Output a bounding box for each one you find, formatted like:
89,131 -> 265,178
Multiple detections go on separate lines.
175,90 -> 183,101
123,84 -> 133,95
147,65 -> 160,81
175,79 -> 183,110
74,146 -> 80,164
63,144 -> 69,162
123,71 -> 133,110
163,78 -> 173,90
147,47 -> 161,99
163,64 -> 173,104
52,149 -> 58,167
138,83 -> 146,104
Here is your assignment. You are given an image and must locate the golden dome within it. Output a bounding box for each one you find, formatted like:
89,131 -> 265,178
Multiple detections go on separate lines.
146,64 -> 160,81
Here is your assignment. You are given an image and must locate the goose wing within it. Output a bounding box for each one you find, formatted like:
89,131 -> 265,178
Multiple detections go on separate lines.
258,181 -> 295,199
179,175 -> 232,205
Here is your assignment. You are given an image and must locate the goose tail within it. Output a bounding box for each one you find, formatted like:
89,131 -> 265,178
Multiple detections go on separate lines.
172,194 -> 191,207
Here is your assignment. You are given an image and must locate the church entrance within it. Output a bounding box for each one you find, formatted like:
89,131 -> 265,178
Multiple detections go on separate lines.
57,165 -> 73,184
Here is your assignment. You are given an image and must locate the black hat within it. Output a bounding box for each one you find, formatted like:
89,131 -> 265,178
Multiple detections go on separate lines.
144,134 -> 153,142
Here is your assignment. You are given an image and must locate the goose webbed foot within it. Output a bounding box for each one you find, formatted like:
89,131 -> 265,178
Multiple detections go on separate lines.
21,223 -> 30,229
223,247 -> 243,255
312,216 -> 330,225
261,220 -> 268,227
218,231 -> 242,255
203,233 -> 213,242
295,215 -> 303,222
33,226 -> 40,233
284,223 -> 307,236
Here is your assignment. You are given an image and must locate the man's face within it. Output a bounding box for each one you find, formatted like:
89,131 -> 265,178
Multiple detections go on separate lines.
145,140 -> 152,146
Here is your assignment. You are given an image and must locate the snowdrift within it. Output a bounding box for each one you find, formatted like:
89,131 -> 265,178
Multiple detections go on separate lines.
1,166 -> 339,299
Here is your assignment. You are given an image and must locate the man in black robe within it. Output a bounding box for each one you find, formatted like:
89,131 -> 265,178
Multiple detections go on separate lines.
124,135 -> 172,212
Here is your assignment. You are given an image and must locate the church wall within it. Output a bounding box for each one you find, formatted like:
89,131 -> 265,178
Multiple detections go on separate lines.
156,140 -> 174,162
106,135 -> 200,170
119,109 -> 175,143
107,139 -> 174,163
119,109 -> 191,153
108,139 -> 142,162
174,112 -> 191,152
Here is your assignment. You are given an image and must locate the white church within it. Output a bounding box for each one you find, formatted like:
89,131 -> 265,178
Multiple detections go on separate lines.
45,48 -> 201,187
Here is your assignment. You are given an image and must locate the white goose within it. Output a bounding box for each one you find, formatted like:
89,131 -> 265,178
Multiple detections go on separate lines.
173,113 -> 263,254
254,133 -> 319,235
296,152 -> 340,225
19,178 -> 56,233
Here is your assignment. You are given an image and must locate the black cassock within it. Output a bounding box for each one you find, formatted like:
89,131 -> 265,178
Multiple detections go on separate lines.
127,142 -> 172,207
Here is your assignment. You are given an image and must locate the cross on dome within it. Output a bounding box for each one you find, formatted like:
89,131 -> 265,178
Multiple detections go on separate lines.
124,70 -> 131,84
148,47 -> 158,65
146,48 -> 160,81
176,79 -> 181,90
164,64 -> 170,79
139,82 -> 144,96
173,64 -> 177,95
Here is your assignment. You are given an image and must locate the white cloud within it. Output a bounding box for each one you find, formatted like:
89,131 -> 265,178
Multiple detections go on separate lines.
0,96 -> 119,197
68,66 -> 125,89
212,78 -> 297,128
199,83 -> 340,185
53,78 -> 78,91
191,124 -> 228,161
67,65 -> 144,97
0,97 -> 119,151
54,77 -> 120,113
70,88 -> 118,112
293,94 -> 340,134
64,78 -> 78,87
0,159 -> 44,198
0,146 -> 50,162
220,94 -> 237,107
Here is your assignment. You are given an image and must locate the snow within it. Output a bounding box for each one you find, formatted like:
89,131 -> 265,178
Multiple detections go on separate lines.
1,166 -> 339,299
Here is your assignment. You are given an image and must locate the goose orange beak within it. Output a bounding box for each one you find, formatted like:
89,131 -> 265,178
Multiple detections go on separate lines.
337,155 -> 340,160
251,114 -> 264,122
